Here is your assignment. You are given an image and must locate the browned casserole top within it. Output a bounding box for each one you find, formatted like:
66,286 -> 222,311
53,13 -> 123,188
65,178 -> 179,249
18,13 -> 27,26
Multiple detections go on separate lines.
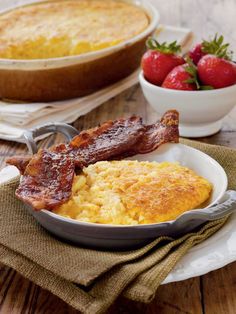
0,0 -> 149,59
54,160 -> 212,225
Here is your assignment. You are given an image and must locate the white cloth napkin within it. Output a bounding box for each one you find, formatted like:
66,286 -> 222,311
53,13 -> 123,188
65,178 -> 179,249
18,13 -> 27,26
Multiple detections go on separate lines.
0,25 -> 194,142
0,70 -> 140,142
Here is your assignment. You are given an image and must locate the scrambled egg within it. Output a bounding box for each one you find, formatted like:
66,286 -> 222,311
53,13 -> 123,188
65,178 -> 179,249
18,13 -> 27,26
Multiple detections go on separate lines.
54,160 -> 212,225
0,0 -> 149,59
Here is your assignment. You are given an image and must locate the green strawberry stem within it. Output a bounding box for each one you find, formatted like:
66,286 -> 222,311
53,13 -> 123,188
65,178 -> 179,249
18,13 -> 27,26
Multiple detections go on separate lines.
184,56 -> 214,90
146,37 -> 181,54
184,56 -> 200,89
201,33 -> 233,60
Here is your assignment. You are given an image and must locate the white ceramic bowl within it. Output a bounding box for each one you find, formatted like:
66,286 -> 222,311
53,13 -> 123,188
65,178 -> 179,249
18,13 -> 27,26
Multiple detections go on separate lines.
139,71 -> 236,137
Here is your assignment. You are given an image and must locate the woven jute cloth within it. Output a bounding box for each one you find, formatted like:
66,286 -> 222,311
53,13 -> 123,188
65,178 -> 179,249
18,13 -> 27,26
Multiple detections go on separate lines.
0,139 -> 236,314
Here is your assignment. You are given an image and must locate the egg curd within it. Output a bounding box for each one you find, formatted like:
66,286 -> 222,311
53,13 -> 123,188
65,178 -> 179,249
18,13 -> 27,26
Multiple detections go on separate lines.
54,160 -> 212,225
0,0 -> 149,59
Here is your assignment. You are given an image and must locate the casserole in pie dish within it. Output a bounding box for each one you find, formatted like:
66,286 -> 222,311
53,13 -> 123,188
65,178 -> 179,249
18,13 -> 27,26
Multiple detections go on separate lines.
7,110 -> 236,249
0,0 -> 159,101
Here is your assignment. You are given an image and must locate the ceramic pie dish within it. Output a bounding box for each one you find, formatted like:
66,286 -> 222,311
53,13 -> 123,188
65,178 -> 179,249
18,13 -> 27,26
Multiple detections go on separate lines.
0,0 -> 159,102
1,165 -> 236,279
20,123 -> 236,250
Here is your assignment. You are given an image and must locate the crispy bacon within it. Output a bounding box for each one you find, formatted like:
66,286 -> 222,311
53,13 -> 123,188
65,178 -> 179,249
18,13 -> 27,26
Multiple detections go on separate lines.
7,155 -> 32,175
7,117 -> 144,172
10,110 -> 179,211
69,116 -> 145,166
111,110 -> 179,157
16,149 -> 75,210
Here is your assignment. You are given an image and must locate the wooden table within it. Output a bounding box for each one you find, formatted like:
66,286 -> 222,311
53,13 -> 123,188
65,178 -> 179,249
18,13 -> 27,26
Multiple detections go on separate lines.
1,0 -> 236,313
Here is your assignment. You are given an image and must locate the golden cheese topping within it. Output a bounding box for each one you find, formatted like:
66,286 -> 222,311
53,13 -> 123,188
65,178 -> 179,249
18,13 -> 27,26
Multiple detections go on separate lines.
54,160 -> 212,225
0,0 -> 149,59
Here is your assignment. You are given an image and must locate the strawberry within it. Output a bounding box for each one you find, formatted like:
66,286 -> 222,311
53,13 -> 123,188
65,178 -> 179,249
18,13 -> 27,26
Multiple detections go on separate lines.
189,43 -> 206,65
162,63 -> 198,91
141,38 -> 185,86
189,34 -> 233,65
198,55 -> 236,89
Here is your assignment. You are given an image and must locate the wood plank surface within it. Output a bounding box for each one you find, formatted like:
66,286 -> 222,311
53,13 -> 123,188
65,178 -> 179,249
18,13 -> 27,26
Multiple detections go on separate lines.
0,0 -> 236,313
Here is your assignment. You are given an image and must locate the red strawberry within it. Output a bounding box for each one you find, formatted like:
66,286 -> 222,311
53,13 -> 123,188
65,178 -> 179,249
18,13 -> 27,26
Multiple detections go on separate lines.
198,55 -> 236,89
162,63 -> 198,91
189,34 -> 233,65
189,43 -> 206,65
141,38 -> 185,86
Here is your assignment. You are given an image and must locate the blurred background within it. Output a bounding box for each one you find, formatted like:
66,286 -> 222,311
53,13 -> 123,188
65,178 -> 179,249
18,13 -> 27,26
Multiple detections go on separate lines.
149,0 -> 236,51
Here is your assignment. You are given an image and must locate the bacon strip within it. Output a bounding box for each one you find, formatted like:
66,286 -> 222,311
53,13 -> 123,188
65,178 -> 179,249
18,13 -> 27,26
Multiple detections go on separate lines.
7,117 -> 144,173
11,110 -> 179,211
16,149 -> 75,210
112,110 -> 179,157
7,155 -> 32,175
69,116 -> 145,166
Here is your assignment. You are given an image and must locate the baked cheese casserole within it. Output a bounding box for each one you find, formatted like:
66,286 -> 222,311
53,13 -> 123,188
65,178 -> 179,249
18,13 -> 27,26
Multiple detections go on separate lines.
0,0 -> 149,59
54,160 -> 212,225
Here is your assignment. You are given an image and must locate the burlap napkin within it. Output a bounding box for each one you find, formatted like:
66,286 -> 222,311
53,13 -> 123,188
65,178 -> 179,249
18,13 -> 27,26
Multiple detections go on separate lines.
0,139 -> 235,314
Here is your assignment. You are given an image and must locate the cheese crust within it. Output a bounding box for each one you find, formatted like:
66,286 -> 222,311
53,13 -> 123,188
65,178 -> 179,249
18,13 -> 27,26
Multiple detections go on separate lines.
0,0 -> 149,59
54,160 -> 212,225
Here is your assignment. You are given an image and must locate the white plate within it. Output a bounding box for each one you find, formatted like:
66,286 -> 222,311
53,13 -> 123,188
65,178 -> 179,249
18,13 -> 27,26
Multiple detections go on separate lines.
164,212 -> 236,284
1,148 -> 235,282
